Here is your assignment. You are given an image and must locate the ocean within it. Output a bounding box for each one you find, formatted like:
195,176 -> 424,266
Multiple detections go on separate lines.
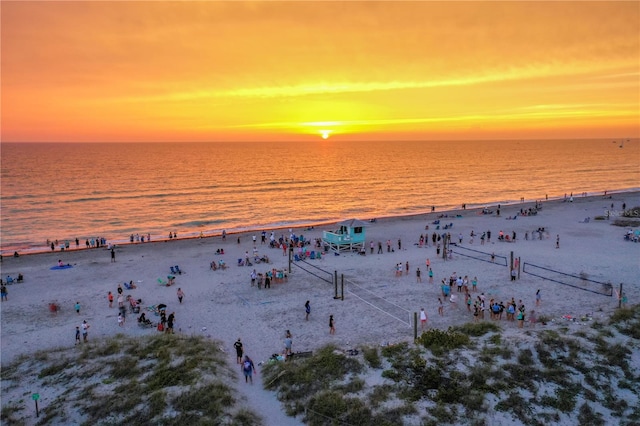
1,139 -> 638,254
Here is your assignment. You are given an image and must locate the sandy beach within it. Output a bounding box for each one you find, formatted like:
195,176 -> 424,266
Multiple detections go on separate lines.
1,192 -> 639,424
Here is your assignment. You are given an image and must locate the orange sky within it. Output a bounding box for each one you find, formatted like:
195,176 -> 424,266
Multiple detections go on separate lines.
1,1 -> 638,142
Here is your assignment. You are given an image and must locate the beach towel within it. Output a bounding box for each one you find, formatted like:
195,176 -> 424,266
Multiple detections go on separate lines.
50,265 -> 73,270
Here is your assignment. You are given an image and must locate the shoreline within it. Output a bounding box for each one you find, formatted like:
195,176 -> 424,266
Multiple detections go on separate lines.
3,188 -> 637,257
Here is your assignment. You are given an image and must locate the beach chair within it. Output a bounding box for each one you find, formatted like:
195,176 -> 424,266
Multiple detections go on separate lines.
6,276 -> 14,285
294,254 -> 301,262
316,252 -> 322,259
175,265 -> 182,274
170,266 -> 177,274
17,274 -> 24,283
310,251 -> 315,260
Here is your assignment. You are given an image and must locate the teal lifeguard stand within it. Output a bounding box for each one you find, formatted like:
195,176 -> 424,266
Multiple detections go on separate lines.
322,219 -> 367,253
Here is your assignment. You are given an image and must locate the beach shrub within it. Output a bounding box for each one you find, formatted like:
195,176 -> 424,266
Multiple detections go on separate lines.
362,346 -> 382,369
453,322 -> 500,337
495,391 -> 531,423
578,403 -> 605,426
428,402 -> 458,424
380,342 -> 408,359
38,362 -> 69,379
368,384 -> 393,407
333,377 -> 365,394
306,391 -> 373,426
419,328 -> 470,354
610,305 -> 639,324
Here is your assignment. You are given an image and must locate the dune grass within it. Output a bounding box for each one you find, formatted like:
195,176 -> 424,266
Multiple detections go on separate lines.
0,334 -> 261,426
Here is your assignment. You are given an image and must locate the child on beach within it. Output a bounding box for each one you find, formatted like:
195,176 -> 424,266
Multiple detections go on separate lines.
108,291 -> 113,308
329,315 -> 335,334
75,301 -> 81,314
177,288 -> 185,304
305,300 -> 311,320
75,326 -> 81,345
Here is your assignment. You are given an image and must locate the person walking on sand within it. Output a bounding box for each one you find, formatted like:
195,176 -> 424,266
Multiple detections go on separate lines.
75,326 -> 81,345
329,315 -> 336,334
556,234 -> 560,249
416,268 -> 422,283
107,291 -> 113,308
419,308 -> 428,329
75,301 -> 81,314
176,288 -> 185,304
81,320 -> 90,342
118,312 -> 124,327
234,338 -> 244,364
438,298 -> 444,316
242,355 -> 256,384
535,289 -> 541,307
110,247 -> 115,262
1,284 -> 7,301
305,300 -> 311,321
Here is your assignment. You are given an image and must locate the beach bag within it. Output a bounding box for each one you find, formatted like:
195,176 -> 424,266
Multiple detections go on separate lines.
157,323 -> 164,332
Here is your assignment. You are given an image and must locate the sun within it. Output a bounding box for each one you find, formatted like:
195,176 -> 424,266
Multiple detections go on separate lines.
320,130 -> 332,139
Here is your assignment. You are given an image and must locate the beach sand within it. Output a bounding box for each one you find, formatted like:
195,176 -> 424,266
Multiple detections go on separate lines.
1,192 -> 638,424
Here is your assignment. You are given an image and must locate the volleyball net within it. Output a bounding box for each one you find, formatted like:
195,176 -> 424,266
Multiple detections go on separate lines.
290,258 -> 333,284
451,245 -> 508,266
522,262 -> 613,297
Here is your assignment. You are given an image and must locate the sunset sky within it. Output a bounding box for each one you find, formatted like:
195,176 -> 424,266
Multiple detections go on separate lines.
1,1 -> 638,142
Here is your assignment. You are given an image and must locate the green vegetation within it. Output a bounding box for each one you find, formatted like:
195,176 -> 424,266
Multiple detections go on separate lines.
3,307 -> 639,426
1,334 -> 260,425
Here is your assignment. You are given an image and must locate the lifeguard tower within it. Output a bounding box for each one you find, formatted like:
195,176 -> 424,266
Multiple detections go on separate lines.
322,219 -> 367,253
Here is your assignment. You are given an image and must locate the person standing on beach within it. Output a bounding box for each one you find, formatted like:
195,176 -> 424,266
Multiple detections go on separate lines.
177,288 -> 185,304
329,315 -> 336,334
535,289 -> 541,307
305,300 -> 311,320
398,239 -> 402,250
284,330 -> 293,356
416,268 -> 422,282
107,291 -> 113,308
419,308 -> 428,329
117,293 -> 124,308
234,338 -> 244,363
75,326 -> 81,345
118,312 -> 124,327
75,301 -> 81,314
81,320 -> 90,342
438,298 -> 444,316
110,247 -> 115,263
1,284 -> 7,301
556,235 -> 560,248
242,355 -> 256,384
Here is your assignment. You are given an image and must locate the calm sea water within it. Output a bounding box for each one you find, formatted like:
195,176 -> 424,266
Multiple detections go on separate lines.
1,139 -> 638,254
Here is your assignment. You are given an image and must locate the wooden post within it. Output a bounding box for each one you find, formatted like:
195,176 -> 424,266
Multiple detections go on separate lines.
619,283 -> 623,308
341,274 -> 344,301
517,257 -> 521,280
510,251 -> 514,279
413,312 -> 418,341
333,271 -> 339,299
288,246 -> 292,273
